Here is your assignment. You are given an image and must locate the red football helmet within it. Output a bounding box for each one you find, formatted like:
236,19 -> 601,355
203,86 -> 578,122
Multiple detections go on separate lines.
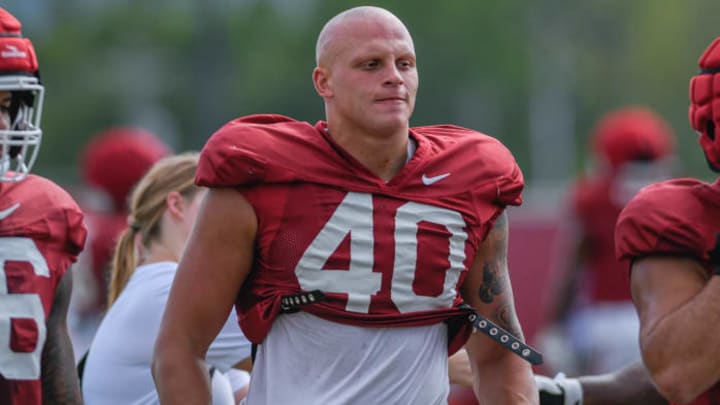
81,127 -> 170,211
689,37 -> 720,172
591,106 -> 675,171
0,7 -> 44,182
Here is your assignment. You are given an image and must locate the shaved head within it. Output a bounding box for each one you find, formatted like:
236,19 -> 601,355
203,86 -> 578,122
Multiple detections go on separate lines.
315,6 -> 413,67
311,5 -> 418,143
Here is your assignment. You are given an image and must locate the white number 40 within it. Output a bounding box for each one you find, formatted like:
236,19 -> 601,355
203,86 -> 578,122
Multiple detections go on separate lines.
295,192 -> 468,314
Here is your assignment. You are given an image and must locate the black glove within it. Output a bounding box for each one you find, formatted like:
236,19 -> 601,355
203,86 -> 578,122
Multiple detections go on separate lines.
535,374 -> 583,405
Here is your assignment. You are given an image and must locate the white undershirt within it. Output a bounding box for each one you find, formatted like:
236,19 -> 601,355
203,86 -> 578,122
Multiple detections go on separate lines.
244,312 -> 449,405
82,261 -> 251,405
407,135 -> 417,163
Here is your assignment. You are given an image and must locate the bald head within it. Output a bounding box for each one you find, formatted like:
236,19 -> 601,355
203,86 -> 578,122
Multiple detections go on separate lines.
315,6 -> 413,67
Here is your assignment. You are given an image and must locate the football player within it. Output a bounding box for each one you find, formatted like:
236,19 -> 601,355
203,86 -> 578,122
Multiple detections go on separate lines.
535,35 -> 720,405
541,106 -> 676,375
614,36 -> 720,405
0,6 -> 85,404
153,5 -> 537,404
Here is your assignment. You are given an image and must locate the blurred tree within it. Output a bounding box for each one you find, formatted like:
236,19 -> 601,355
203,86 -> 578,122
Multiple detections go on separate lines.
6,0 -> 719,185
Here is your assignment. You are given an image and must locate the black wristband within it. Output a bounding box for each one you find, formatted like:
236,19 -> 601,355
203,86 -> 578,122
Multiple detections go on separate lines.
539,391 -> 566,405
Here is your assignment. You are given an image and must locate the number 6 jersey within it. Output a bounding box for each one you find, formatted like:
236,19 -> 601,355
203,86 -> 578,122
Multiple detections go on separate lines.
197,114 -> 524,350
0,174 -> 87,404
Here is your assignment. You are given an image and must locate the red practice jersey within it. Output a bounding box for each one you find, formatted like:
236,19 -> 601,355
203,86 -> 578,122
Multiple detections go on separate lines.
571,175 -> 632,302
616,177 -> 720,405
0,174 -> 87,405
196,114 -> 524,353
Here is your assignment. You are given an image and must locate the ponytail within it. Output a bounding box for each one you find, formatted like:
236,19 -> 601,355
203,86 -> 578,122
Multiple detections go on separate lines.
107,227 -> 138,306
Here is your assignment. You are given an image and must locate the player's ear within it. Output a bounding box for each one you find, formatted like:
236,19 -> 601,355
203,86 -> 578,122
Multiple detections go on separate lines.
313,67 -> 333,98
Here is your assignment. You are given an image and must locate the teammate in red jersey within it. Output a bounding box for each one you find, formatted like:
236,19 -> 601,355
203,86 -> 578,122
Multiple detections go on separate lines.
153,5 -> 537,405
541,106 -> 676,375
69,127 -> 169,360
0,6 -> 85,404
614,36 -> 720,405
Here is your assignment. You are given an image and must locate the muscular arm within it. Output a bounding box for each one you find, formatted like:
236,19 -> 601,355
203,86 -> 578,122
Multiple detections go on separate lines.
580,361 -> 667,405
41,269 -> 82,404
631,255 -> 720,404
152,188 -> 257,404
460,211 -> 538,404
448,348 -> 473,387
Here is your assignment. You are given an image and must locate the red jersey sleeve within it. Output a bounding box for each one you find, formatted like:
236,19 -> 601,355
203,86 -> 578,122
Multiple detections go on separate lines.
488,139 -> 524,207
475,133 -> 523,231
616,178 -> 715,265
0,175 -> 87,266
196,114 -> 313,188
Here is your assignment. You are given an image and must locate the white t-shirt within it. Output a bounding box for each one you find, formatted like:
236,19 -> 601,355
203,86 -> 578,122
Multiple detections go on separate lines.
82,261 -> 251,405
244,312 -> 449,405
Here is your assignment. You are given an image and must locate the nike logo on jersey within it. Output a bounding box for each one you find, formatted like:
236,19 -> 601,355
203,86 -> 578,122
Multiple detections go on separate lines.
421,172 -> 451,185
0,203 -> 20,220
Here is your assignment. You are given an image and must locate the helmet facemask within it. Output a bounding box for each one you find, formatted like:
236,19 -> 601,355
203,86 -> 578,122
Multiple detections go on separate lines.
0,7 -> 44,182
0,75 -> 43,182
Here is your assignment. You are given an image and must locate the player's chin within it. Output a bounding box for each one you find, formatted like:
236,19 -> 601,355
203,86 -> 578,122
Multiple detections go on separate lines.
370,110 -> 412,130
370,118 -> 409,135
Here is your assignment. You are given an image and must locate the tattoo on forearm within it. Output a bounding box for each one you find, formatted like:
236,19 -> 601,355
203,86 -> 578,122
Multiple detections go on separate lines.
478,262 -> 505,303
476,211 -> 523,338
477,213 -> 509,303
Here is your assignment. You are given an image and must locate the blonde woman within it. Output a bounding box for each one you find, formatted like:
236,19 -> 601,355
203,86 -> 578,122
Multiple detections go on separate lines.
82,153 -> 251,404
